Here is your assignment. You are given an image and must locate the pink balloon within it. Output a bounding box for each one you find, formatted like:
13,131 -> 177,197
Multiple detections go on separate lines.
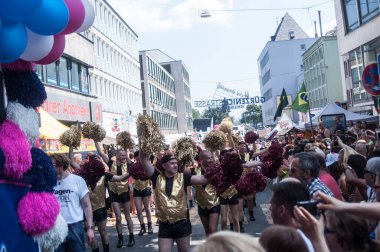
60,0 -> 85,34
75,0 -> 95,32
35,35 -> 66,65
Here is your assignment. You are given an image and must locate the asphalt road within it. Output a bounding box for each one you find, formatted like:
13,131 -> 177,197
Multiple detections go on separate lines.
86,186 -> 272,251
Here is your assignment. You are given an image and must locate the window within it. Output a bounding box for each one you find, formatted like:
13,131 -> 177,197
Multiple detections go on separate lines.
46,62 -> 58,85
80,67 -> 89,94
59,58 -> 69,88
360,0 -> 379,23
261,69 -> 271,85
260,52 -> 269,70
300,44 -> 306,51
71,62 -> 80,91
344,0 -> 360,31
300,64 -> 304,71
263,89 -> 272,101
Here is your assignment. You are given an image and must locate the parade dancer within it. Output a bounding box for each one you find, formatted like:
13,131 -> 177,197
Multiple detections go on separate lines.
140,151 -> 209,252
194,150 -> 220,236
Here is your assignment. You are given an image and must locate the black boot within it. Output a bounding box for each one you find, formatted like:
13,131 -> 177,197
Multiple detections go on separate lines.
249,210 -> 256,221
253,198 -> 256,207
92,249 -> 99,252
147,222 -> 153,234
239,221 -> 245,233
189,200 -> 194,208
102,243 -> 109,252
138,223 -> 146,236
229,223 -> 233,231
116,234 -> 123,248
127,233 -> 135,247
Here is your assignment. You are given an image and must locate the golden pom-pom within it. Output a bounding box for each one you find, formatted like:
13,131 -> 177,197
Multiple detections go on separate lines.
137,115 -> 165,155
116,131 -> 135,150
231,132 -> 242,147
59,125 -> 81,149
219,117 -> 233,133
82,121 -> 106,142
202,130 -> 227,152
175,137 -> 197,167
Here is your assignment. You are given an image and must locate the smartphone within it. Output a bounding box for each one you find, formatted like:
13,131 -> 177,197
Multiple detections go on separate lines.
297,200 -> 319,216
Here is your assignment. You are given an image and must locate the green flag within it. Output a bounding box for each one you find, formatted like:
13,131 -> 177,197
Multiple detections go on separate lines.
292,83 -> 309,113
274,88 -> 289,121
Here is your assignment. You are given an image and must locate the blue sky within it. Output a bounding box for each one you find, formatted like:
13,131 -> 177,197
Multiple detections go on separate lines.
108,0 -> 337,119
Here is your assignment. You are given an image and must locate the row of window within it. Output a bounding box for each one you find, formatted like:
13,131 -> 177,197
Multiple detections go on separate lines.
263,89 -> 272,101
187,117 -> 193,129
303,47 -> 324,70
184,83 -> 191,98
343,0 -> 379,32
36,57 -> 90,94
146,57 -> 175,93
93,0 -> 138,59
92,75 -> 142,108
310,98 -> 328,109
185,100 -> 192,114
94,37 -> 139,88
148,84 -> 177,112
260,52 -> 269,70
261,70 -> 271,86
182,66 -> 190,84
150,110 -> 178,131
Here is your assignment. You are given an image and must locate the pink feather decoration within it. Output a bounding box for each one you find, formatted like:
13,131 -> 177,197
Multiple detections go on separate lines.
0,120 -> 32,179
17,192 -> 60,236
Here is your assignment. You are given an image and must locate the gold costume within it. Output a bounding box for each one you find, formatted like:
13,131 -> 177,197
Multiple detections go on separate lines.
109,163 -> 129,194
194,168 -> 219,209
133,179 -> 150,191
220,185 -> 238,199
89,176 -> 106,211
155,173 -> 187,223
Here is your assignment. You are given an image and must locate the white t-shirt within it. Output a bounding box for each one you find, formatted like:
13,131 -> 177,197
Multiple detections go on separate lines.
54,173 -> 89,224
297,229 -> 315,252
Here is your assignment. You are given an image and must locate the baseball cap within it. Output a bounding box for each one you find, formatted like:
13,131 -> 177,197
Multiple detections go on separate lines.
161,155 -> 177,164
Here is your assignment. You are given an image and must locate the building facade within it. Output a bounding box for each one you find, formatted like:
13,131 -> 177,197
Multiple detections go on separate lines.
139,50 -> 179,134
89,0 -> 143,139
303,36 -> 344,116
258,13 -> 316,126
139,50 -> 193,135
333,0 -> 380,115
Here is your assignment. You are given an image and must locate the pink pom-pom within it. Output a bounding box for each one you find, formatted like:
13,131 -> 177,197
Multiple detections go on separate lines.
260,142 -> 283,179
0,120 -> 32,179
236,171 -> 267,196
18,192 -> 60,236
244,131 -> 259,144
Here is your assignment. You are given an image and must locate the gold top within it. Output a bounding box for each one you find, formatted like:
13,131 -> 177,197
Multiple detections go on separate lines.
133,179 -> 150,191
89,176 -> 105,211
241,153 -> 251,176
108,163 -> 129,194
155,172 -> 187,223
220,185 -> 238,199
194,168 -> 219,209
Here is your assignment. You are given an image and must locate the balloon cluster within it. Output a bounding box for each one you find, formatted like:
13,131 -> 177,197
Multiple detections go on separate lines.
0,0 -> 95,64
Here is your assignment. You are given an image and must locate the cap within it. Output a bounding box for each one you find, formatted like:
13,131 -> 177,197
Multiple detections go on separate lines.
161,155 -> 177,164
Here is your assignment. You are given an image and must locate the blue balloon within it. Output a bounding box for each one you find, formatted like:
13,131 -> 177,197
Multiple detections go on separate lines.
24,0 -> 69,36
0,20 -> 27,63
0,0 -> 43,21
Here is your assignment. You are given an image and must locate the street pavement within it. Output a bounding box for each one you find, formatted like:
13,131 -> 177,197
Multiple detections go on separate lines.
86,186 -> 272,251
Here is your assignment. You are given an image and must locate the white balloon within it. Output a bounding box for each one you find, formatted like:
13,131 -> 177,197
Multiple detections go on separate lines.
21,28 -> 54,61
75,0 -> 95,33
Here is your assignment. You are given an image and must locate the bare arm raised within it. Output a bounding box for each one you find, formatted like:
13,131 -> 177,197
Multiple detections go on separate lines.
139,150 -> 155,177
94,141 -> 109,164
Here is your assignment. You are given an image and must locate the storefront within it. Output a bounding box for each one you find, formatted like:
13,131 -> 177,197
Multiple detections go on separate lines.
39,88 -> 103,153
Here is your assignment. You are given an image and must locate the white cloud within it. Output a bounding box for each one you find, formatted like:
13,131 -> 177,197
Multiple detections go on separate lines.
107,0 -> 233,32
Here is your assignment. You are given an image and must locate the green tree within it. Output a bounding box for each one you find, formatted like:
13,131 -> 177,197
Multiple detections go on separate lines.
192,108 -> 201,119
202,107 -> 229,125
240,104 -> 263,127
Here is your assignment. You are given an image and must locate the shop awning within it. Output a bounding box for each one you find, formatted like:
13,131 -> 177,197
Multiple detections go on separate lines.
39,108 -> 69,139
